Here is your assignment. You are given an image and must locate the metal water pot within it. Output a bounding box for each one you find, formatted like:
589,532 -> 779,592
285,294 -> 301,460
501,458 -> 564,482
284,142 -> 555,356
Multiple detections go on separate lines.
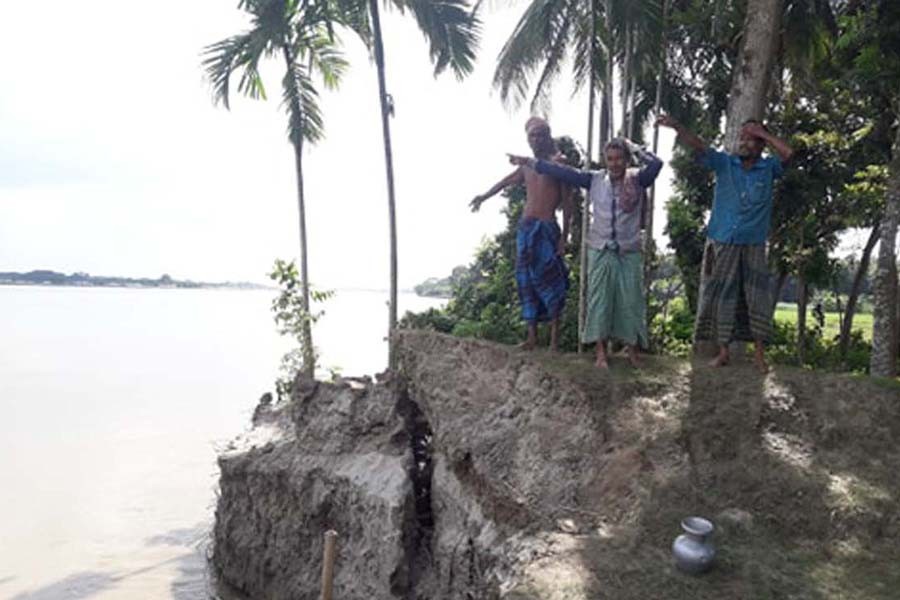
672,516 -> 715,574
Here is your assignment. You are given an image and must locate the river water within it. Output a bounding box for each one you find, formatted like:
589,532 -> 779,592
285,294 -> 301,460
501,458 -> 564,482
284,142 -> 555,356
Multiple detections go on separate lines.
0,285 -> 443,599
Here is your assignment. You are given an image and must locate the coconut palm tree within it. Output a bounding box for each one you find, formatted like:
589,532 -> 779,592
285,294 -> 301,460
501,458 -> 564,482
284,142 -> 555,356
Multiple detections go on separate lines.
203,0 -> 354,377
359,0 -> 480,369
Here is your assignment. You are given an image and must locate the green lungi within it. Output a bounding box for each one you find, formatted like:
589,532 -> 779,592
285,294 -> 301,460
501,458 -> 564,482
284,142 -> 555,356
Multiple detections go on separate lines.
694,241 -> 774,345
583,248 -> 648,346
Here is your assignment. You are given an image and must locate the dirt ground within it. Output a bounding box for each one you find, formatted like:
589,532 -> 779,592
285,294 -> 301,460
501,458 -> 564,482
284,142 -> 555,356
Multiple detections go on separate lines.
524,349 -> 900,599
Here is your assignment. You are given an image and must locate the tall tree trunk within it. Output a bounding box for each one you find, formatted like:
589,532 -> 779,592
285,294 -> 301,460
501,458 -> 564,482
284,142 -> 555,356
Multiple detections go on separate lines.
797,275 -> 808,366
291,142 -> 315,377
772,268 -> 788,312
871,123 -> 900,377
369,0 -> 400,370
628,74 -> 637,139
579,0 -> 599,354
283,48 -> 315,377
620,27 -> 631,137
646,0 -> 667,319
840,223 -> 879,361
723,0 -> 784,151
895,270 -> 900,367
603,0 -> 615,148
599,86 -> 611,157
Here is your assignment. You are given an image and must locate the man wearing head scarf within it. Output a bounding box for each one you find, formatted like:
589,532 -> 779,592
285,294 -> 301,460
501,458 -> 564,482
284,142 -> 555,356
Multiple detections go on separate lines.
657,114 -> 794,373
471,117 -> 574,351
509,137 -> 663,368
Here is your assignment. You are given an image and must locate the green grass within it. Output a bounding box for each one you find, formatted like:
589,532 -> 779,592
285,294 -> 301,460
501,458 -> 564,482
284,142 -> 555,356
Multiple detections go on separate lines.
774,303 -> 873,342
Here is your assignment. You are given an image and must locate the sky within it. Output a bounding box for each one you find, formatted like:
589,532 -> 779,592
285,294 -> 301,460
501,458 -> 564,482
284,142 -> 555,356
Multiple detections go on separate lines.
0,1 -> 869,290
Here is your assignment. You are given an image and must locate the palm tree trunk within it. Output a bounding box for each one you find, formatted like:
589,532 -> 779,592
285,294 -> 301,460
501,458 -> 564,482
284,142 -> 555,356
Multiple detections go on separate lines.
578,0 -> 599,354
840,223 -> 879,361
620,27 -> 631,137
627,74 -> 637,139
369,0 -> 400,370
626,24 -> 637,140
772,268 -> 788,312
871,122 -> 900,377
603,0 -> 615,147
797,274 -> 808,366
646,0 -> 668,313
599,85 -> 611,154
291,141 -> 315,377
649,0 -> 668,203
723,0 -> 784,151
283,47 -> 315,378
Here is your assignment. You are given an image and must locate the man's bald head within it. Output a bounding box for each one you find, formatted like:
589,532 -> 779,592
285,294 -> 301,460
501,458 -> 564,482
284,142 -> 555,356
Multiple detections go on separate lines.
525,116 -> 551,134
525,117 -> 555,158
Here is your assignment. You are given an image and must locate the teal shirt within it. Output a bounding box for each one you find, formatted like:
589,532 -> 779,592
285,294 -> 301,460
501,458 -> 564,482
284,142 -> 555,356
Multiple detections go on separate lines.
699,148 -> 785,245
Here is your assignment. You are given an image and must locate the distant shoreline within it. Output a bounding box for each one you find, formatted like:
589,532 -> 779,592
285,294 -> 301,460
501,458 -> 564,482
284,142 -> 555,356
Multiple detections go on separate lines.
0,281 -> 272,290
0,273 -> 440,295
0,270 -> 270,290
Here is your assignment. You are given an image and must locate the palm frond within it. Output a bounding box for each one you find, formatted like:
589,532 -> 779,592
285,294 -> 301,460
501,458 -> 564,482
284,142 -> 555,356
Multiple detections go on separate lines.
492,0 -> 573,110
312,39 -> 350,90
202,32 -> 265,109
283,59 -> 326,145
329,0 -> 373,46
783,0 -> 837,82
205,0 -> 352,145
391,0 -> 481,79
570,1 -> 609,96
529,12 -> 573,113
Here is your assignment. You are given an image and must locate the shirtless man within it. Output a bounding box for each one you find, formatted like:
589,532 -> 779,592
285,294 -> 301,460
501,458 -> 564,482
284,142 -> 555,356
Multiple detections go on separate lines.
470,117 -> 574,351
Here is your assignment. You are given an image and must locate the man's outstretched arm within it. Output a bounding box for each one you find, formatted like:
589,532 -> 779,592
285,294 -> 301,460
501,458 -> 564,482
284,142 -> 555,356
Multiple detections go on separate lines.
656,114 -> 706,153
471,168 -> 524,212
507,154 -> 593,189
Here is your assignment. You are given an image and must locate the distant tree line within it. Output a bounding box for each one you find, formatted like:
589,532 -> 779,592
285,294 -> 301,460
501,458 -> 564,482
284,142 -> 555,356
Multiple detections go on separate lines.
0,270 -> 263,289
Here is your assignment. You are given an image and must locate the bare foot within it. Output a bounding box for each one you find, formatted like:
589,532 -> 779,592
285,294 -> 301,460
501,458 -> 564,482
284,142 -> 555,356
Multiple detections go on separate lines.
626,348 -> 641,368
518,340 -> 536,351
753,342 -> 768,374
753,355 -> 769,374
595,341 -> 609,369
708,353 -> 729,368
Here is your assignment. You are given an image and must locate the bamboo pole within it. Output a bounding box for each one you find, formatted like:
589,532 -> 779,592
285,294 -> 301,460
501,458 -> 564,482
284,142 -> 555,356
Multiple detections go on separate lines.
649,0 -> 668,214
320,530 -> 338,600
646,0 -> 669,343
620,27 -> 631,137
579,0 -> 599,354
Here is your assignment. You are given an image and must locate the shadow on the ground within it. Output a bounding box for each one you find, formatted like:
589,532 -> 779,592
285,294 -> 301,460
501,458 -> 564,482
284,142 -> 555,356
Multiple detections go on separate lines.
563,357 -> 900,600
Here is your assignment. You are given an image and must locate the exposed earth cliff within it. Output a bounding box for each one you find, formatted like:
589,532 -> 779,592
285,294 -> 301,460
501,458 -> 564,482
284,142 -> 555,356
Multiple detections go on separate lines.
213,330 -> 900,599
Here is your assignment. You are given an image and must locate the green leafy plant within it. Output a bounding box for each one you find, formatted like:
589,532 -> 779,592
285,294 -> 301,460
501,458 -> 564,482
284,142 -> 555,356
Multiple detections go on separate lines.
269,258 -> 333,399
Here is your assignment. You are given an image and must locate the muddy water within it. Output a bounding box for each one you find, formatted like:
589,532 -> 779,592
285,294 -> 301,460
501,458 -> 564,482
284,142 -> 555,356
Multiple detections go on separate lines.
0,286 -> 442,599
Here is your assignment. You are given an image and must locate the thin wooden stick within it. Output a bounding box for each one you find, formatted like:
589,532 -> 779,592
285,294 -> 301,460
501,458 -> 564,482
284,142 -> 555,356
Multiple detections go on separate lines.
320,530 -> 338,600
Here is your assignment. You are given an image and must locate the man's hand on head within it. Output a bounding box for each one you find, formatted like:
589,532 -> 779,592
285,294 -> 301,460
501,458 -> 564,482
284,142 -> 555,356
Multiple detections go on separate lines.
741,121 -> 768,141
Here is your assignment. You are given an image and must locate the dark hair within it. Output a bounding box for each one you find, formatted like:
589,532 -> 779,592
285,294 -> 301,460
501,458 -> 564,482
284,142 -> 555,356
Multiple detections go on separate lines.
604,138 -> 632,161
742,118 -> 769,132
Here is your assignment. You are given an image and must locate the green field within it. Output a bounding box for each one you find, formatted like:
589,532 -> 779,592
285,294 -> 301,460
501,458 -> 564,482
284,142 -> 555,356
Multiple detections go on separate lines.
774,303 -> 873,341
